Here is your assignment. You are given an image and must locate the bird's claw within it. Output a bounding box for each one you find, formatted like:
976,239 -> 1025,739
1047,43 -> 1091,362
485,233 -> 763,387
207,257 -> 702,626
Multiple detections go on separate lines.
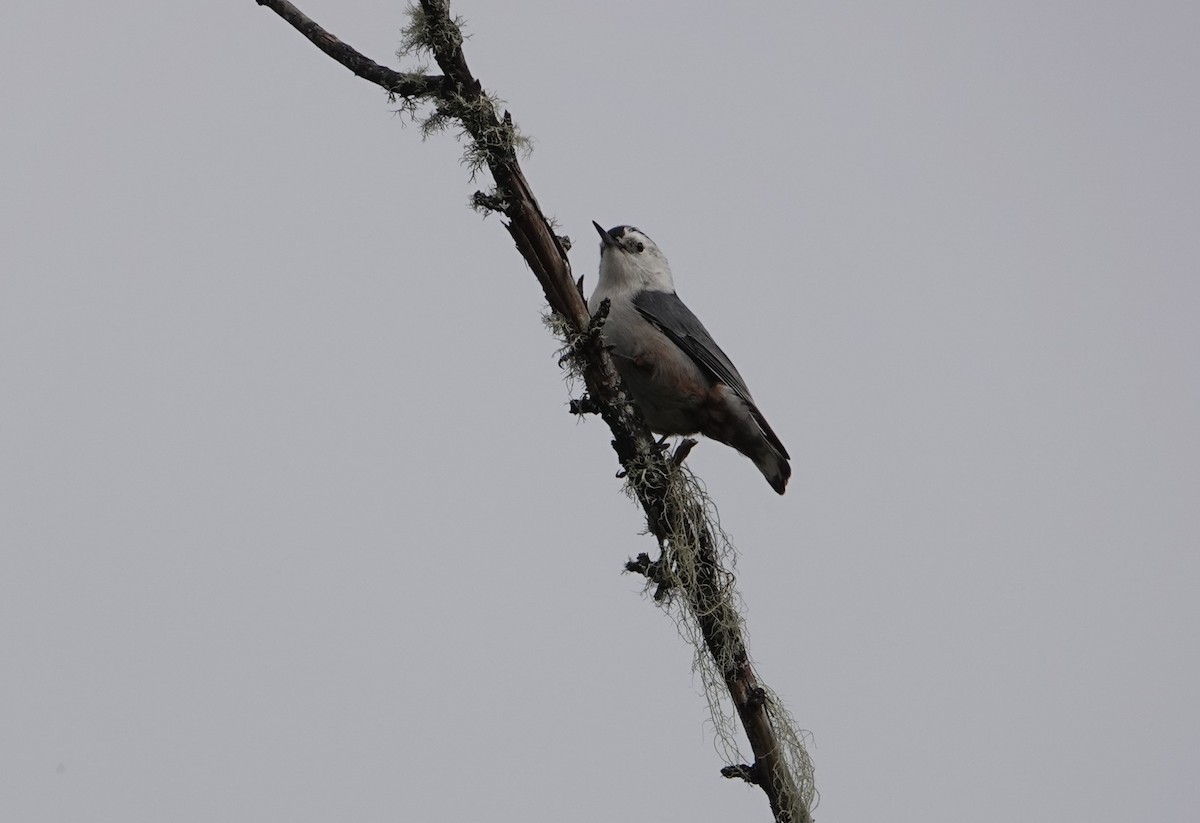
672,437 -> 698,466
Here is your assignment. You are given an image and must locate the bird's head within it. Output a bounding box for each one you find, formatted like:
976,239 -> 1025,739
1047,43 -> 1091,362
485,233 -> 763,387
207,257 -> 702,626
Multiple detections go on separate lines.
593,221 -> 675,294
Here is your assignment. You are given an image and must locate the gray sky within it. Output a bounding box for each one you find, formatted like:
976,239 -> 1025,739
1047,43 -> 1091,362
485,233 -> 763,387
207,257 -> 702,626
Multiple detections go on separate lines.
3,2 -> 1198,821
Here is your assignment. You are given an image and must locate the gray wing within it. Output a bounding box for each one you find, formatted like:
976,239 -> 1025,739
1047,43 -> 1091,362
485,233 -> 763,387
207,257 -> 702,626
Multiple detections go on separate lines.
633,290 -> 790,459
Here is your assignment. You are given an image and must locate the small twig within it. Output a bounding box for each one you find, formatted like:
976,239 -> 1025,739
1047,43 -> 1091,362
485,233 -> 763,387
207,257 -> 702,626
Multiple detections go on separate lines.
588,297 -> 610,331
569,395 -> 602,416
472,190 -> 507,213
625,552 -> 654,576
722,763 -> 760,784
557,298 -> 610,369
624,551 -> 673,601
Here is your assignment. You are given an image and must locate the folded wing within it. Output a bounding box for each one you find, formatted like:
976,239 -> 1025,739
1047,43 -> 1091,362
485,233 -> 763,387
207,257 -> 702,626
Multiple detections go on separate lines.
633,290 -> 790,460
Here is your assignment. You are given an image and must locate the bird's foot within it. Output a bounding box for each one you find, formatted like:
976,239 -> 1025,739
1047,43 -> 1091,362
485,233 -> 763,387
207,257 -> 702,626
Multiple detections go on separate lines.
672,437 -> 698,466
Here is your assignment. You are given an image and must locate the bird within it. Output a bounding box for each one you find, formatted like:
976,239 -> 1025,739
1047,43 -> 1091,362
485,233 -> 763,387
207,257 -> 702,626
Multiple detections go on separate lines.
588,221 -> 791,494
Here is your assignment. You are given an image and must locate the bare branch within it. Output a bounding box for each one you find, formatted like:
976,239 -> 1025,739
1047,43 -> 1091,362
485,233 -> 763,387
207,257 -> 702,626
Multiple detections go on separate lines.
255,0 -> 443,98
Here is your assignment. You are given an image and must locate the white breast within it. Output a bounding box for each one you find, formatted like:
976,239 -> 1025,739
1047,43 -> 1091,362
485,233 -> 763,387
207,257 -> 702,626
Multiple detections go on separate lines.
587,288 -> 712,434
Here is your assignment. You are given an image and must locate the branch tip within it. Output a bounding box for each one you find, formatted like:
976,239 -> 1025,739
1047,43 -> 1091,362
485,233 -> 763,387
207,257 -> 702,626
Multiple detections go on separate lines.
569,395 -> 602,416
472,190 -> 507,214
721,763 -> 760,784
625,552 -> 653,575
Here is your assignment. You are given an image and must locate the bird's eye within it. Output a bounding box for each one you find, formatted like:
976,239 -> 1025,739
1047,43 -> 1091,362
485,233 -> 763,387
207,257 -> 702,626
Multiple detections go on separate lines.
635,242 -> 645,253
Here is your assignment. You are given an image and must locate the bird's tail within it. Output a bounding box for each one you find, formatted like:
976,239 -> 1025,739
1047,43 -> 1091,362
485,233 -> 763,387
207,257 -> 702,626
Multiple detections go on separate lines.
741,399 -> 790,494
753,443 -> 791,495
702,385 -> 791,494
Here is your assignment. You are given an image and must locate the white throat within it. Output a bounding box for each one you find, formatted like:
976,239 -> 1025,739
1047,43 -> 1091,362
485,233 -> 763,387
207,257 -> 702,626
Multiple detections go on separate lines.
596,250 -> 676,297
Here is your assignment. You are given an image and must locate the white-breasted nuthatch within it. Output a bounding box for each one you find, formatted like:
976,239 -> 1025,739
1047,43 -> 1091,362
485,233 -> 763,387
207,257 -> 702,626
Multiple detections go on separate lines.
589,222 -> 791,494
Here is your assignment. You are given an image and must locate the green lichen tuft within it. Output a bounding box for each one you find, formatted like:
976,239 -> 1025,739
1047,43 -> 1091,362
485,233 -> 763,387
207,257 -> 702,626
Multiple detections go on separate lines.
398,2 -> 465,59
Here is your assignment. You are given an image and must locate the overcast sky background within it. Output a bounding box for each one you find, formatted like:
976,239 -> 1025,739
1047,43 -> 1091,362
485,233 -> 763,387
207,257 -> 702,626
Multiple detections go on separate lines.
3,2 -> 1198,821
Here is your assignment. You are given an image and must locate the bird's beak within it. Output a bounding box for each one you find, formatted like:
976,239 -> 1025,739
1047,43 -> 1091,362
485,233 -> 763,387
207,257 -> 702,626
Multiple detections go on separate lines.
592,221 -> 618,247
